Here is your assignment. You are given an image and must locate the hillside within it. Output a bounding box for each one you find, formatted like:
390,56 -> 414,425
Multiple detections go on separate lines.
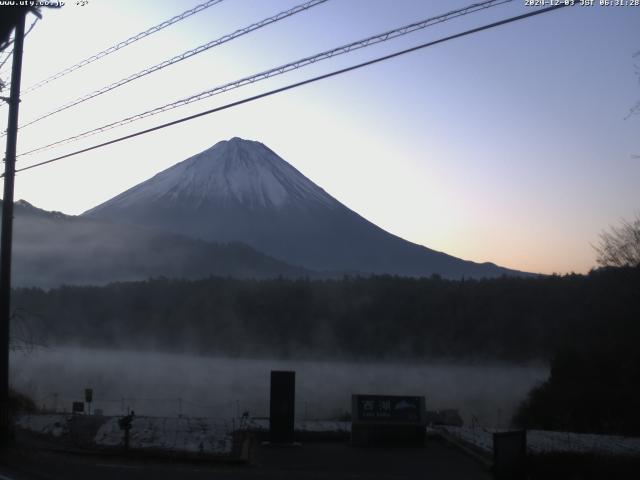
4,199 -> 309,288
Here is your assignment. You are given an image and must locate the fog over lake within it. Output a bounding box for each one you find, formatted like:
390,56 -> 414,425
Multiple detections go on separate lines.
11,347 -> 548,427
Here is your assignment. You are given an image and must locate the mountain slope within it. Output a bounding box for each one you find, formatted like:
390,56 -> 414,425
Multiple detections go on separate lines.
6,200 -> 309,288
85,137 -> 528,279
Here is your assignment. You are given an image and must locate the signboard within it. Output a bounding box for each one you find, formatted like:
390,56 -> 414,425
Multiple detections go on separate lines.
269,370 -> 295,444
354,395 -> 423,423
351,394 -> 426,446
72,401 -> 84,413
84,388 -> 93,403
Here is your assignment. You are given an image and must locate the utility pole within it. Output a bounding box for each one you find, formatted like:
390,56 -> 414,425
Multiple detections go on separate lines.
0,11 -> 26,443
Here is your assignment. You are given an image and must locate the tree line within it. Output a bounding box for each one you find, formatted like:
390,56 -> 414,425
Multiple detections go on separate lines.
12,266 -> 639,363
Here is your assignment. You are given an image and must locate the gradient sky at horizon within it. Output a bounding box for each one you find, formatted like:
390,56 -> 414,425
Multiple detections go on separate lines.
1,0 -> 639,275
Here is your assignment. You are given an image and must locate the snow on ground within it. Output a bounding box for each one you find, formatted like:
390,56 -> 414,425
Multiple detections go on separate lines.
16,414 -> 350,455
21,414 -> 639,459
16,414 -> 236,456
14,414 -> 68,438
94,417 -> 236,455
441,426 -> 640,458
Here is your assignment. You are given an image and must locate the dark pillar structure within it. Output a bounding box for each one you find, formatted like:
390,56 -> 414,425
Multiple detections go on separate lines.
0,11 -> 26,444
269,370 -> 295,444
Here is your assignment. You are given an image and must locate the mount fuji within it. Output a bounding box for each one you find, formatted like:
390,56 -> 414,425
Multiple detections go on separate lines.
84,137 -> 526,278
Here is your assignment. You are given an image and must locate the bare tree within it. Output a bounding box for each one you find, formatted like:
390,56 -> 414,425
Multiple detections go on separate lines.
594,215 -> 640,268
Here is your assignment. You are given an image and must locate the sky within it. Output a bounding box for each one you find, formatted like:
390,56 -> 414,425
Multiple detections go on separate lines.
1,0 -> 639,275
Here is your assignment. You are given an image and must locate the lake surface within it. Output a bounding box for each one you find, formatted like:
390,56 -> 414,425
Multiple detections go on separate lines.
11,347 -> 548,427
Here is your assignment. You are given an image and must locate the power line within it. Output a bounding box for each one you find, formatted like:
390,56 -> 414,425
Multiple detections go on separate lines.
0,36 -> 14,53
1,17 -> 38,100
20,0 -> 227,95
13,3 -> 573,176
0,18 -> 36,76
24,17 -> 39,38
12,0 -> 329,134
0,49 -> 12,74
17,0 -> 512,157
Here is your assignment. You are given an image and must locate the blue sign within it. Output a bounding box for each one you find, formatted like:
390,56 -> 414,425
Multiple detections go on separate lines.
355,395 -> 422,422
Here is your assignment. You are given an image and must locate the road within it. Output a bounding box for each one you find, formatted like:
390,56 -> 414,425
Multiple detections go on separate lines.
0,438 -> 491,479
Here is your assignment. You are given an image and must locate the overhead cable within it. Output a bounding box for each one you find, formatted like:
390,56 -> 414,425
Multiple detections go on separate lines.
0,18 -> 37,75
17,0 -> 511,156
13,3 -> 573,175
0,48 -> 13,73
21,0 -> 227,95
12,0 -> 328,133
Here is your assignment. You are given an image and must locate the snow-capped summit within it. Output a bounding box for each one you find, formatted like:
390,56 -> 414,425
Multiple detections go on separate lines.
92,137 -> 336,211
85,137 -> 527,278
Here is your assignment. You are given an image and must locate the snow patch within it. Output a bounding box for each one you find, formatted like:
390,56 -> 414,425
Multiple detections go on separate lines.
94,416 -> 235,455
88,137 -> 338,213
14,414 -> 69,437
16,414 -> 235,456
441,426 -> 640,458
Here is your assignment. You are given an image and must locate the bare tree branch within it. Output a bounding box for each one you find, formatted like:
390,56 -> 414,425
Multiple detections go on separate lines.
593,215 -> 640,268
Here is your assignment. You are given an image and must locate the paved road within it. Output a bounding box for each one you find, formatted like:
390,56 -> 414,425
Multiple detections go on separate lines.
0,438 -> 492,479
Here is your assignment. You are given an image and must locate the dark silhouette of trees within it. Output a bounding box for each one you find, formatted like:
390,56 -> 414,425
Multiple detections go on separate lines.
513,266 -> 640,435
11,267 -> 639,364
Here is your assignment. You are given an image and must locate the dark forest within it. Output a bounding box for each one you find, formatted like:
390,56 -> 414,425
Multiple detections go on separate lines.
13,266 -> 639,363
